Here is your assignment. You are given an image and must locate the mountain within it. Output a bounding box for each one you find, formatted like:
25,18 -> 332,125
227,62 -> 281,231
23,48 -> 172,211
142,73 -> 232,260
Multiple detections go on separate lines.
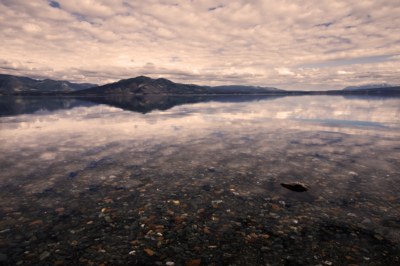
339,83 -> 400,95
1,73 -> 399,97
343,83 -> 395,91
73,76 -> 284,95
0,74 -> 97,95
74,76 -> 207,95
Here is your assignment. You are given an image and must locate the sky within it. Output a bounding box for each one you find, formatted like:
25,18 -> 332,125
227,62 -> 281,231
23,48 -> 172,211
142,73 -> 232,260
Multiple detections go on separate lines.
0,0 -> 399,90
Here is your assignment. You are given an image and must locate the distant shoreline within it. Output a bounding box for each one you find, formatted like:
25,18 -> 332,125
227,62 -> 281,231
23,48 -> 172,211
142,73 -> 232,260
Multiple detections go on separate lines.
1,74 -> 400,96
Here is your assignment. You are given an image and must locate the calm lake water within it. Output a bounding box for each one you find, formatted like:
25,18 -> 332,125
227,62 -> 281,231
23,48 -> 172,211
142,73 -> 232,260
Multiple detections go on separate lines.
0,95 -> 399,265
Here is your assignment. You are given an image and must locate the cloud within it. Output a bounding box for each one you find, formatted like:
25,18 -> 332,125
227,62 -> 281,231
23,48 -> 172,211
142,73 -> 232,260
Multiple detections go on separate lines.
337,70 -> 353,75
275,68 -> 295,76
0,0 -> 399,90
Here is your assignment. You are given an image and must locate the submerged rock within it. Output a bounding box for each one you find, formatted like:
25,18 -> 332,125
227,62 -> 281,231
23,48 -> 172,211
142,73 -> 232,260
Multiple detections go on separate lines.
144,248 -> 155,256
281,182 -> 308,192
39,251 -> 50,261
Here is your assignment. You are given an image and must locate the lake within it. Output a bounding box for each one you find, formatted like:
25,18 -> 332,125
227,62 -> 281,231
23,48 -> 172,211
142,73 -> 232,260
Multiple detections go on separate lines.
0,95 -> 399,265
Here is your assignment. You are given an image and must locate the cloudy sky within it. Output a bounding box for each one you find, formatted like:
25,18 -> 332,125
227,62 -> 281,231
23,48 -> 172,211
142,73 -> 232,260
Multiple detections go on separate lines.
0,0 -> 399,90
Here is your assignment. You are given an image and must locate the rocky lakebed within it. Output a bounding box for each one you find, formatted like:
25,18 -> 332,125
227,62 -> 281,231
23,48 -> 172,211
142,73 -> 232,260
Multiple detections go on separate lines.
0,95 -> 399,265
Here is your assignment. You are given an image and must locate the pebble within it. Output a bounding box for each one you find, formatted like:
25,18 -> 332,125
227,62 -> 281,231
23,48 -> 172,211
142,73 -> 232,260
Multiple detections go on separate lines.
361,218 -> 372,225
30,220 -> 44,226
169,200 -> 180,205
207,167 -> 216,172
55,207 -> 65,213
39,251 -> 50,261
144,248 -> 155,256
1,130 -> 400,266
185,259 -> 201,266
271,204 -> 281,211
261,246 -> 269,252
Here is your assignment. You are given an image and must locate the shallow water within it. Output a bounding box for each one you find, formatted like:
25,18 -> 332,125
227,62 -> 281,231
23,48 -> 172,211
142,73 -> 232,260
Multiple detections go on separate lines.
0,95 -> 400,265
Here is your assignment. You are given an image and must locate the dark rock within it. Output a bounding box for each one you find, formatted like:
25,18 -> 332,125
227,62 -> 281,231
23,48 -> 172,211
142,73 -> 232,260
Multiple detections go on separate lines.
202,185 -> 211,191
68,172 -> 78,179
280,182 -> 308,192
114,186 -> 127,190
88,184 -> 101,192
207,167 -> 216,172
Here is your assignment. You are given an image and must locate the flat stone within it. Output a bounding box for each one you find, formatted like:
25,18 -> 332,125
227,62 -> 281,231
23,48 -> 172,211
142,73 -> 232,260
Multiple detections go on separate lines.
280,182 -> 308,192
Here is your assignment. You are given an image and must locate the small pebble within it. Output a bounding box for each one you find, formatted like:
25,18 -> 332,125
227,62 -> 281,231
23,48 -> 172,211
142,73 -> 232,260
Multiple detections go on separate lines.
39,251 -> 50,261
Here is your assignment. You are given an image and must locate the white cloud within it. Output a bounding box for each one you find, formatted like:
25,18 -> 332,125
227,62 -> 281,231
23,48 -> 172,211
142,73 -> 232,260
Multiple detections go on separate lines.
337,70 -> 353,75
275,68 -> 295,76
0,0 -> 399,90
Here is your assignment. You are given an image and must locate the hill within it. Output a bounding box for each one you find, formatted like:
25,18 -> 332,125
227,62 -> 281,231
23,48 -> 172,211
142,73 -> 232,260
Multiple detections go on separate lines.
0,74 -> 96,95
73,76 -> 284,95
342,84 -> 395,91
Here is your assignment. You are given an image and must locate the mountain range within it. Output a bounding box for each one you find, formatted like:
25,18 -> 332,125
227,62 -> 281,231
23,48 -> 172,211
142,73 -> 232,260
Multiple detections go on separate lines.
72,76 -> 283,95
0,73 -> 399,96
0,74 -> 96,95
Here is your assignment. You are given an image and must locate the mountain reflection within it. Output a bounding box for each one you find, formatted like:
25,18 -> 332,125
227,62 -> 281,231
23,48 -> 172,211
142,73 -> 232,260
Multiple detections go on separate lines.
0,96 -> 94,117
0,95 -> 283,116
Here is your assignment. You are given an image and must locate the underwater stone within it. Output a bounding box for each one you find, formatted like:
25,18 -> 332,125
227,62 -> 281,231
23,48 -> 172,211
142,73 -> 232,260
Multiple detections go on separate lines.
280,182 -> 308,192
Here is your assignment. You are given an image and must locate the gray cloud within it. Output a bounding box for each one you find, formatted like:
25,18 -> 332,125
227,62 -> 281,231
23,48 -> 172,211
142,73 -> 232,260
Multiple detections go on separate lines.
0,0 -> 399,90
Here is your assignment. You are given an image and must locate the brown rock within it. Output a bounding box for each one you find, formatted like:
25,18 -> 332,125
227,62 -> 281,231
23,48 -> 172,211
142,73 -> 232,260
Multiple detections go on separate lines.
261,234 -> 270,239
104,198 -> 114,203
29,220 -> 43,226
271,204 -> 281,211
203,227 -> 211,234
186,259 -> 201,266
55,208 -> 65,214
174,216 -> 185,224
131,240 -> 140,246
144,248 -> 155,256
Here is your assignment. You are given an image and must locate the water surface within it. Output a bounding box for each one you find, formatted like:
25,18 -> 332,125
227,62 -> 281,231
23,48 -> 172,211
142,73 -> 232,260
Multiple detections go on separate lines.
0,95 -> 399,265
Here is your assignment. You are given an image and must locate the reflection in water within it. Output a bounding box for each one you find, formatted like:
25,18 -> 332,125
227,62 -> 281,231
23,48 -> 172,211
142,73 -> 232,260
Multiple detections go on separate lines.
0,95 -> 283,116
0,96 -> 400,265
0,96 -> 94,117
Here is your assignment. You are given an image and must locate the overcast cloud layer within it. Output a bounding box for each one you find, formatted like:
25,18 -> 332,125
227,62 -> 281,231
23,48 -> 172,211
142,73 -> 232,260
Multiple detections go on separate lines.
0,0 -> 399,90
